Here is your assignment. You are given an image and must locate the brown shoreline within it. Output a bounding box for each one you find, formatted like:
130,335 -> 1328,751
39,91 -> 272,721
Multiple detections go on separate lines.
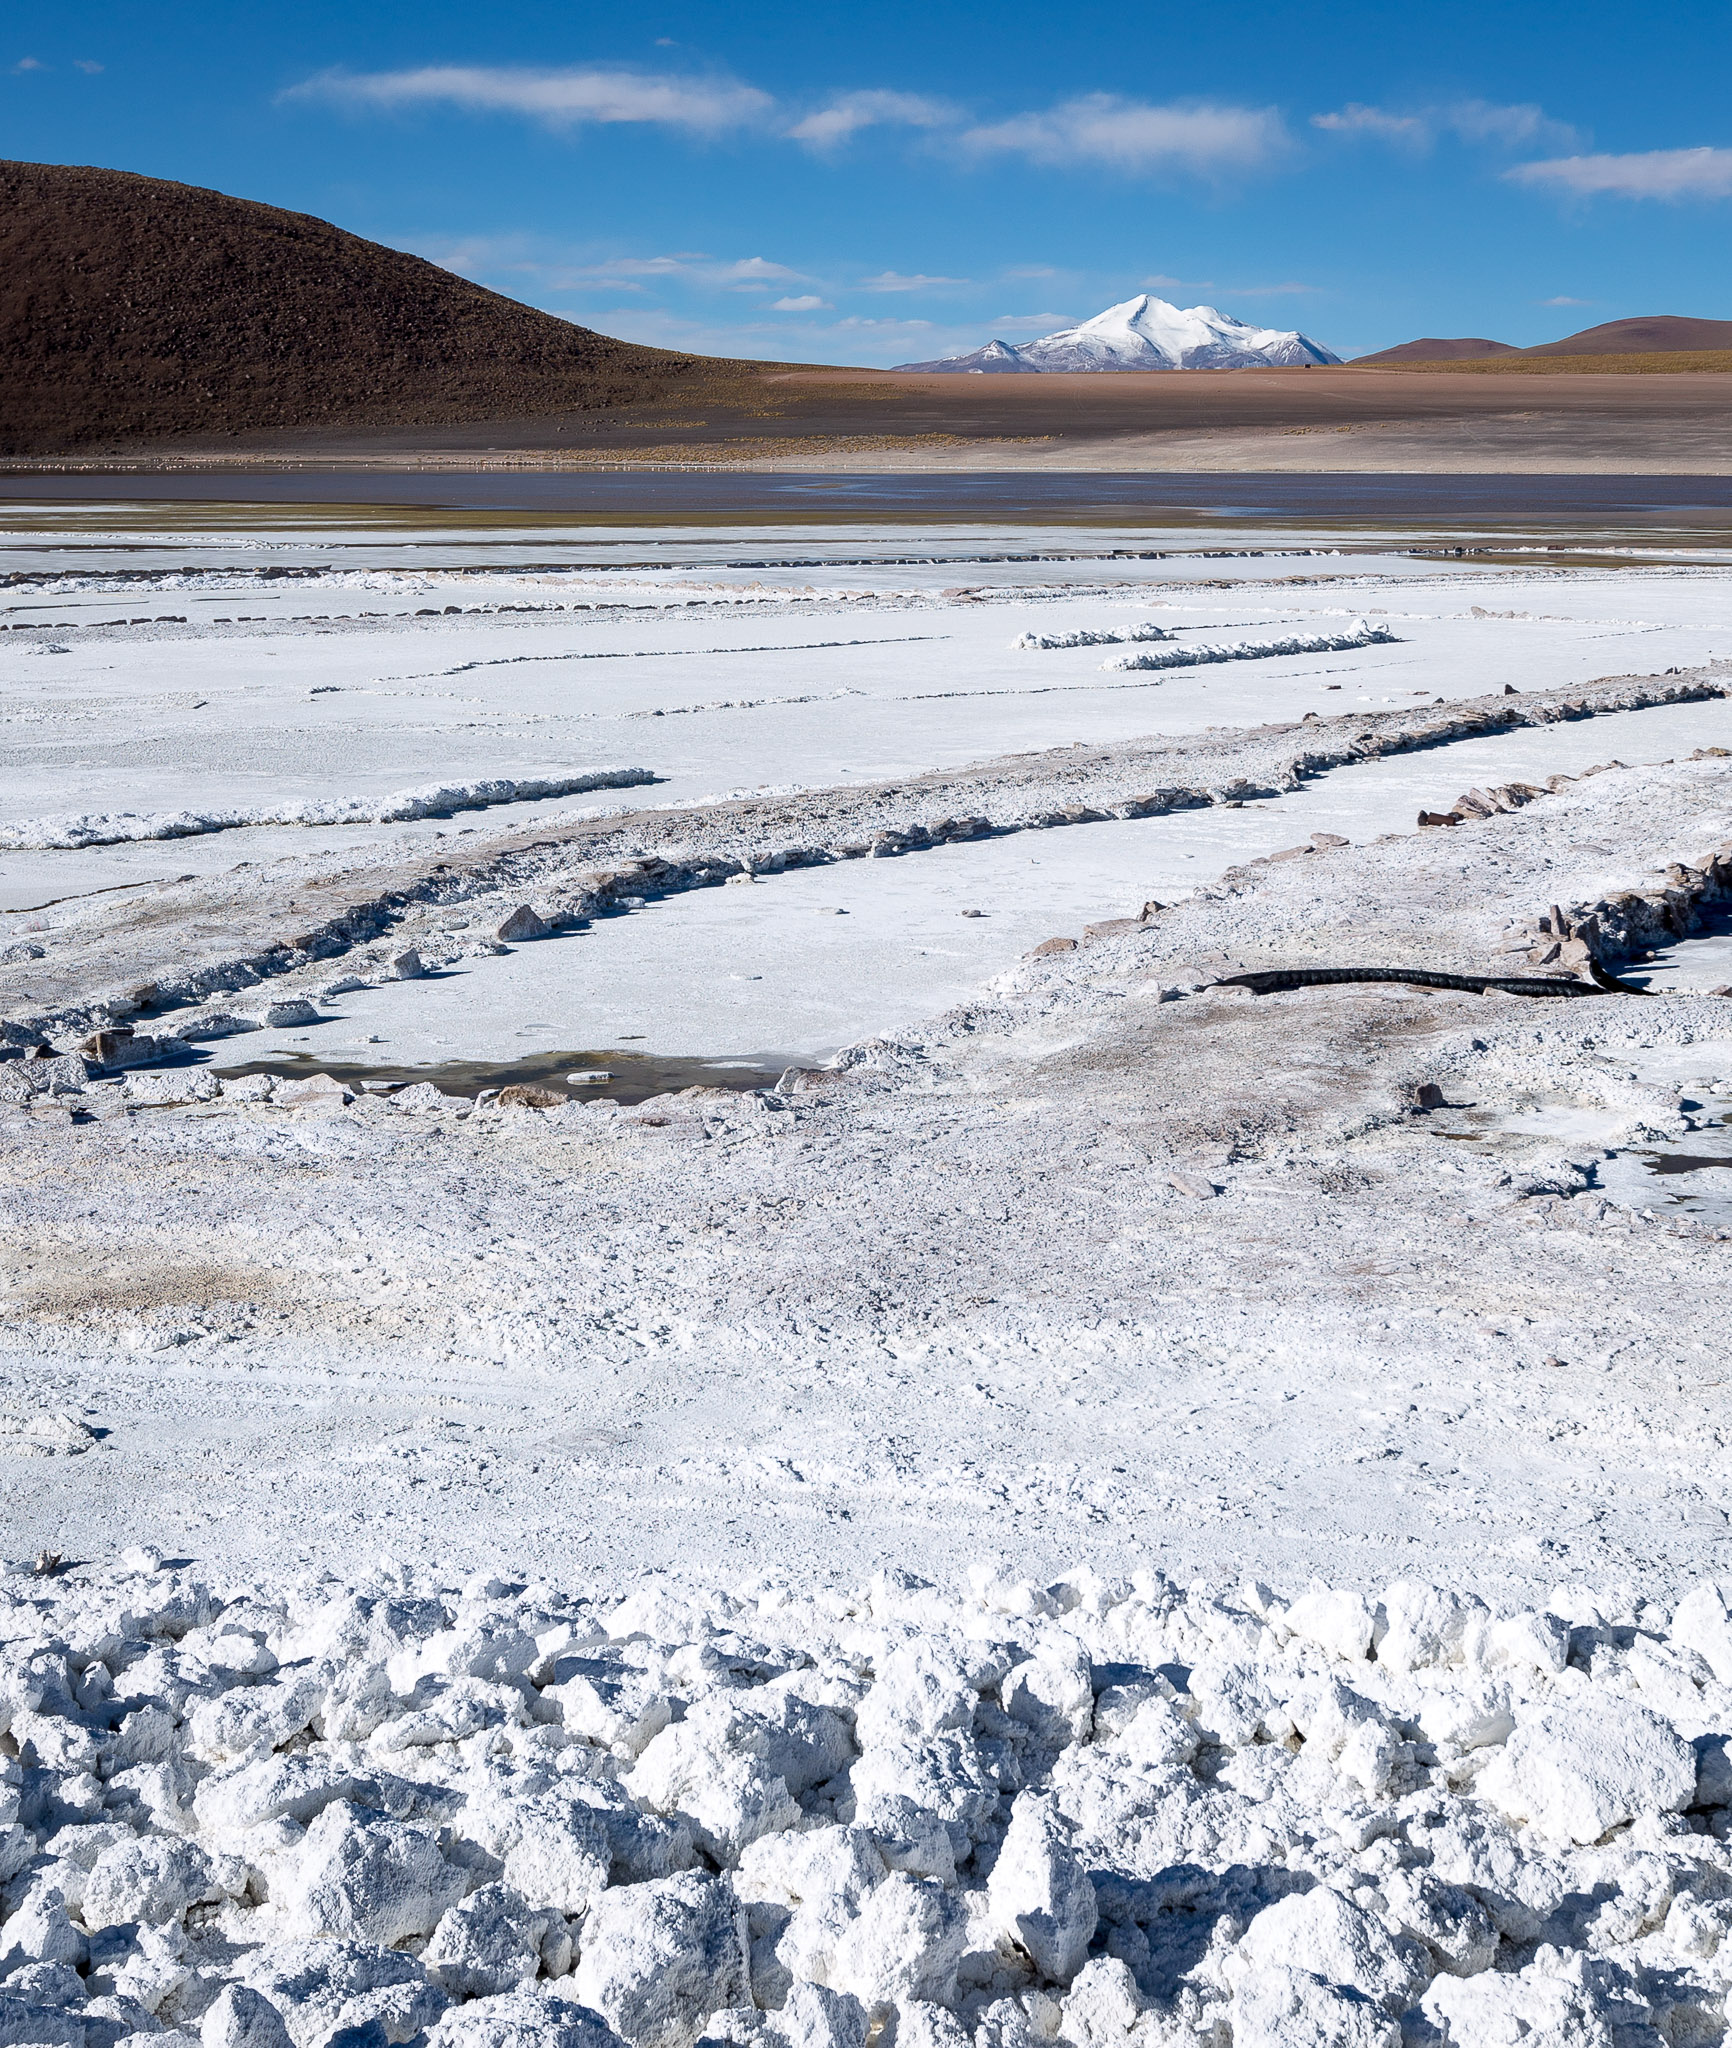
6,364 -> 1729,477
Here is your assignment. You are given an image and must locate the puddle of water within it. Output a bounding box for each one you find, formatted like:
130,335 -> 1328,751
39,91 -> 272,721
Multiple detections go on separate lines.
1623,909 -> 1732,994
1650,1150 -> 1732,1175
209,1045 -> 794,1107
1601,1140 -> 1732,1227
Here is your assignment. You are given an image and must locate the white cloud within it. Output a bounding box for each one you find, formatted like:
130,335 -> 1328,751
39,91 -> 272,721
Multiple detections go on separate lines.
961,96 -> 1288,176
1003,264 -> 1059,279
858,270 -> 971,291
1311,103 -> 1427,145
1507,146 -> 1732,200
569,306 -> 1009,368
725,256 -> 800,280
548,252 -> 802,288
989,312 -> 1078,331
74,58 -> 102,74
285,64 -> 774,134
10,56 -> 44,74
1541,295 -> 1593,306
772,294 -> 829,311
788,90 -> 954,148
1140,272 -> 1209,289
1312,98 -> 1577,152
1449,99 -> 1575,149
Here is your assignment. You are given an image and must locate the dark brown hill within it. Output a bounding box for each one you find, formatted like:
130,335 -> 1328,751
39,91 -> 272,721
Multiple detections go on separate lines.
1353,337 -> 1517,364
0,160 -> 738,455
1523,314 -> 1732,356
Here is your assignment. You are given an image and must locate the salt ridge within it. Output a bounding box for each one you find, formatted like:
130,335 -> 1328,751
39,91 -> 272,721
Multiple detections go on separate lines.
0,771 -> 658,853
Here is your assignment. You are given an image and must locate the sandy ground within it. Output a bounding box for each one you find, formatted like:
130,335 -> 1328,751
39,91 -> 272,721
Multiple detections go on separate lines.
17,366 -> 1732,474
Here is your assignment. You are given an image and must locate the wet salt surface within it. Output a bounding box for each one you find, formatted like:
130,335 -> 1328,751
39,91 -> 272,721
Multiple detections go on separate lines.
211,693 -> 1732,1071
3,508 -> 1731,913
1628,908 -> 1732,995
216,1045 -> 789,1107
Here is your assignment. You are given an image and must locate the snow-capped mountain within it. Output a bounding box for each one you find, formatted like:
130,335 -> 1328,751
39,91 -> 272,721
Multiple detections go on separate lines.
895,294 -> 1340,373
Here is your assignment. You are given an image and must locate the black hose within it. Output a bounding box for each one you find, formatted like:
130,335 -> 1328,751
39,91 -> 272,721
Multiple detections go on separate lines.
1214,964 -> 1646,1000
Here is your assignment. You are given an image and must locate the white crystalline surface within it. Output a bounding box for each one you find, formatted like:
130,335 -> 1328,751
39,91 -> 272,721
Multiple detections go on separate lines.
7,516 -> 1730,921
2,1560 -> 1731,2048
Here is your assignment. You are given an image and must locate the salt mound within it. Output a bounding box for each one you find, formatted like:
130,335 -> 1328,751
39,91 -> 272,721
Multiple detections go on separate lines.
0,1562 -> 1728,2043
1103,622 -> 1397,673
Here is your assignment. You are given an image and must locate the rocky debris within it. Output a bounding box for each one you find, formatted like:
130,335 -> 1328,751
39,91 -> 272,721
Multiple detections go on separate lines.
1419,778 -> 1555,829
392,1082 -> 461,1113
386,949 -> 426,982
0,1052 -> 91,1101
76,1026 -> 161,1069
275,1073 -> 353,1107
495,907 -> 551,945
0,1411 -> 96,1455
109,1068 -> 222,1107
1521,844 -> 1732,971
249,1000 -> 320,1030
178,1013 -> 262,1043
494,1084 -> 565,1110
0,1562 -> 1725,2044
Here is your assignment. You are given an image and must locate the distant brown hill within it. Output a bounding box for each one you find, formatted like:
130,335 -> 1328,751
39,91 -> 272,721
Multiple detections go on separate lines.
1356,314 -> 1732,374
0,160 -> 742,455
1354,337 -> 1518,364
1523,314 -> 1732,356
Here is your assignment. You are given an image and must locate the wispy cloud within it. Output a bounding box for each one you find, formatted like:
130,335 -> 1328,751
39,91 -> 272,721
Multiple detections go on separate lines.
1311,103 -> 1427,146
772,294 -> 829,311
1134,275 -> 1314,302
858,270 -> 971,291
960,96 -> 1289,176
558,253 -> 802,287
285,64 -> 774,134
1450,100 -> 1576,149
1312,99 -> 1578,153
73,58 -> 102,74
986,312 -> 1081,332
724,256 -> 802,282
1540,294 -> 1593,306
10,55 -> 45,74
1507,146 -> 1732,200
788,90 -> 954,149
288,66 -> 1293,185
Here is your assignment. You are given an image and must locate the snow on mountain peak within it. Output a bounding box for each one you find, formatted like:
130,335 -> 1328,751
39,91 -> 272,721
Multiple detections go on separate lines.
894,294 -> 1340,373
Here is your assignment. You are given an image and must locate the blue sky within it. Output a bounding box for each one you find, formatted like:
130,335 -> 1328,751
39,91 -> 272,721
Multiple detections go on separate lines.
6,1 -> 1730,365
